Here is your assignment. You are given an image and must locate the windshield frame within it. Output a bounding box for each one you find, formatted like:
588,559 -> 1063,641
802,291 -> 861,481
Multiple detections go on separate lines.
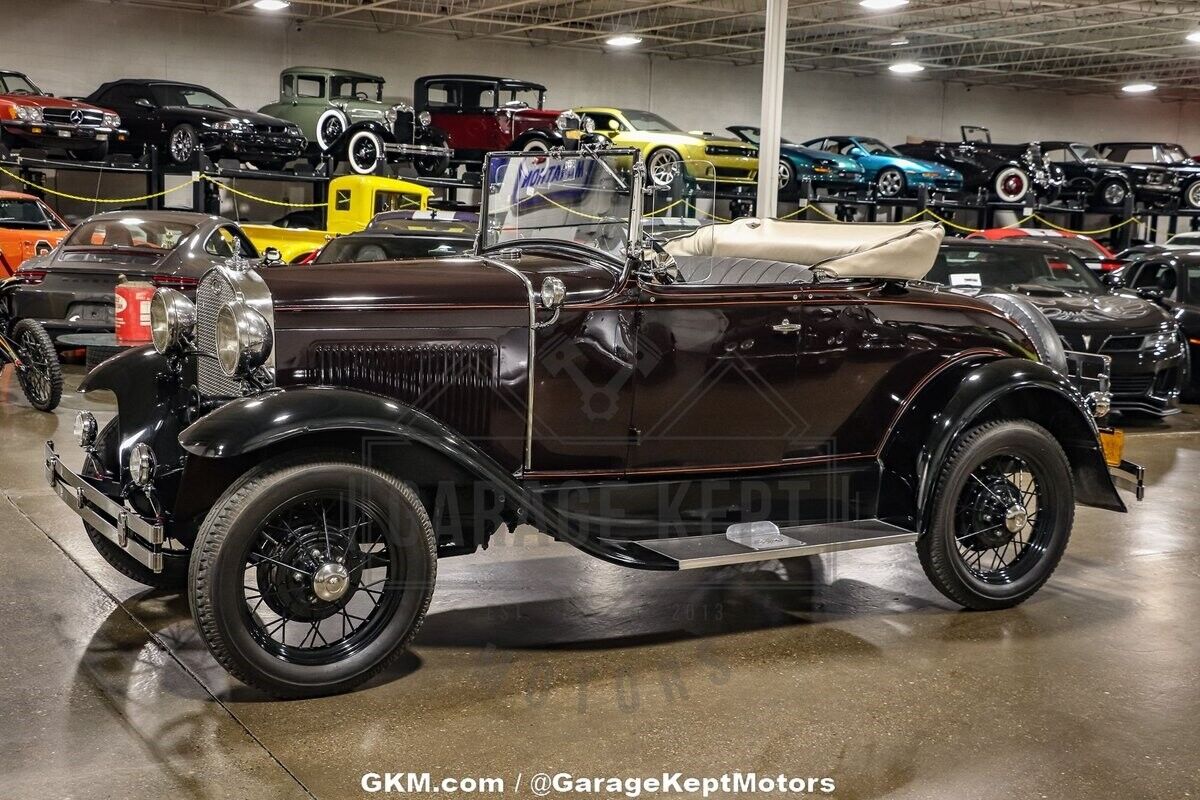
476,147 -> 643,272
150,82 -> 234,109
0,72 -> 43,96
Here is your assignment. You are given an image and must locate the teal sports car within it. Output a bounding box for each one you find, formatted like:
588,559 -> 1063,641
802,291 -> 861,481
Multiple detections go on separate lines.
802,135 -> 963,198
727,125 -> 866,199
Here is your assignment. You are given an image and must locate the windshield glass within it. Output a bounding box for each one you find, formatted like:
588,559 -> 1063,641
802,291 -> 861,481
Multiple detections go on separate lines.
622,110 -> 679,132
0,73 -> 41,95
854,137 -> 898,156
1161,144 -> 1191,163
482,150 -> 636,262
151,84 -> 232,109
1053,238 -> 1107,261
0,198 -> 62,230
64,217 -> 197,250
315,235 -> 472,264
331,77 -> 383,101
1168,232 -> 1200,246
929,247 -> 1104,294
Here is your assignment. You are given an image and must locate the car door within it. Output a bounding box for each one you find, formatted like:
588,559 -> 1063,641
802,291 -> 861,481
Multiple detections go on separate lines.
97,84 -> 156,147
628,283 -> 811,471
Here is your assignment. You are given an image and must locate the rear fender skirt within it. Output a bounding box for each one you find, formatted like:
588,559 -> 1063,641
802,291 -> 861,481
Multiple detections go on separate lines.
879,356 -> 1124,531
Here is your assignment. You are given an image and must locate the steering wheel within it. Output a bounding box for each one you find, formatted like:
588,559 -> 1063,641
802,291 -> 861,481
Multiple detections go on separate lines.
355,91 -> 369,101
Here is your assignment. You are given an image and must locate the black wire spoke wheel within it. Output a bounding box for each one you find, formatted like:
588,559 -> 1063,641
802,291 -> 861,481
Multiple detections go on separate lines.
952,455 -> 1050,584
190,456 -> 436,697
240,491 -> 400,665
917,420 -> 1074,610
13,319 -> 62,411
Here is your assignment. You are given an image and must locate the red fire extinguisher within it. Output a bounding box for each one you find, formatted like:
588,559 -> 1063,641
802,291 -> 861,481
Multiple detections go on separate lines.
115,277 -> 154,345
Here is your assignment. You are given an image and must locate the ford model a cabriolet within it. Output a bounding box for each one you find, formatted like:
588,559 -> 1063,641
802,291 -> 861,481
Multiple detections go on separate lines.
47,148 -> 1142,697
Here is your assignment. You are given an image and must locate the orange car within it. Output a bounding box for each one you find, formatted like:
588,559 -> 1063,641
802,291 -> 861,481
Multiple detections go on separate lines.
0,190 -> 69,277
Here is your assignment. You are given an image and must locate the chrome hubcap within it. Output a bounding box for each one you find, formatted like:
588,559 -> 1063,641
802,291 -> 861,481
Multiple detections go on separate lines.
778,161 -> 791,188
312,562 -> 351,602
1004,504 -> 1029,534
171,131 -> 191,160
650,154 -> 679,186
878,172 -> 901,195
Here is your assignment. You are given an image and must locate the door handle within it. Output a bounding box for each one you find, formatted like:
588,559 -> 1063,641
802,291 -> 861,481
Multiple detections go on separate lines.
771,319 -> 802,334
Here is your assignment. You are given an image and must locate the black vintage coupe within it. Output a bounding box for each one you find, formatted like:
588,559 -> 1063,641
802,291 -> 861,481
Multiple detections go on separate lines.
84,79 -> 307,169
45,149 -> 1140,697
1094,141 -> 1200,209
1036,141 -> 1178,209
931,239 -> 1184,416
894,125 -> 1064,204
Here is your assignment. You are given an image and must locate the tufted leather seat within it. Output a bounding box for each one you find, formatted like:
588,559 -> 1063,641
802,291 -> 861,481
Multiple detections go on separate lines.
674,255 -> 814,285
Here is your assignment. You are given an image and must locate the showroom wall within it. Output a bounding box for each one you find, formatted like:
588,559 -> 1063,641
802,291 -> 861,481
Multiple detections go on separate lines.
13,0 -> 1200,148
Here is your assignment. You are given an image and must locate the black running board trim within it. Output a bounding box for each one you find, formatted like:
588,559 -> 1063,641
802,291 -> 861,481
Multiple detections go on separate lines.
631,519 -> 918,570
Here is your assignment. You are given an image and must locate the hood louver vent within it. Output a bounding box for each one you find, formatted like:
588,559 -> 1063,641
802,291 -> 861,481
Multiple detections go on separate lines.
308,341 -> 497,436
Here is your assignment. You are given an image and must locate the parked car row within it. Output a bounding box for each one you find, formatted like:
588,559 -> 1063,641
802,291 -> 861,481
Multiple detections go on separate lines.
6,67 -> 1200,213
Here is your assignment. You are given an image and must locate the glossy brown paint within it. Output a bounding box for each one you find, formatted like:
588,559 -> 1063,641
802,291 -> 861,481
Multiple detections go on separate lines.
262,252 -> 1034,482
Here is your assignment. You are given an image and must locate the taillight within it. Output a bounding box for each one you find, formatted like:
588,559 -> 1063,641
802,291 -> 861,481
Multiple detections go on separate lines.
151,274 -> 200,290
1100,259 -> 1123,272
15,269 -> 47,284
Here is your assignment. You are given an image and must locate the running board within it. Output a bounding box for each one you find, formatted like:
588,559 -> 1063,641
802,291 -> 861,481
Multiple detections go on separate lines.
632,519 -> 918,570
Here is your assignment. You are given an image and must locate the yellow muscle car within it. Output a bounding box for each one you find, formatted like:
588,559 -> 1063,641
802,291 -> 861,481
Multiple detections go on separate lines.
574,107 -> 758,188
241,174 -> 432,263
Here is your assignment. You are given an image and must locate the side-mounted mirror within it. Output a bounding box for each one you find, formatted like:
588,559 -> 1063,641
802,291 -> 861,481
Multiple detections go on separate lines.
540,276 -> 565,310
261,246 -> 284,267
1101,271 -> 1124,288
1136,286 -> 1165,302
134,98 -> 153,108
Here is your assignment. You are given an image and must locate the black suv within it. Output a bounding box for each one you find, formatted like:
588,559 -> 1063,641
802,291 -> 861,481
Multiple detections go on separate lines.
85,79 -> 307,169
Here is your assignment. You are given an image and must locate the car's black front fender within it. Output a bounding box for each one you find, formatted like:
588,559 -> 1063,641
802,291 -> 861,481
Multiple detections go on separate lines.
880,356 -> 1125,531
78,345 -> 190,475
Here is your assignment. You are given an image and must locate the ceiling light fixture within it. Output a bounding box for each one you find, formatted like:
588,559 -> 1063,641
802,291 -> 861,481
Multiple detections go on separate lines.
1187,31 -> 1200,43
860,0 -> 910,11
889,36 -> 910,46
606,34 -> 643,47
1121,82 -> 1157,94
252,0 -> 290,10
888,61 -> 925,74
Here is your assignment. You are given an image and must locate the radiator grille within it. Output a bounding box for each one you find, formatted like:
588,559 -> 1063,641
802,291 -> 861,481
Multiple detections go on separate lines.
309,342 -> 496,435
43,108 -> 104,126
1110,374 -> 1154,396
195,270 -> 244,398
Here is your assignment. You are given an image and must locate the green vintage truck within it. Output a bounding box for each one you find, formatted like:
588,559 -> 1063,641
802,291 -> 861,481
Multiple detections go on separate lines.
259,66 -> 452,177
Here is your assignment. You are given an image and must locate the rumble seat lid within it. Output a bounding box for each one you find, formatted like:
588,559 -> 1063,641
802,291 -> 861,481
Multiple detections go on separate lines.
664,219 -> 944,280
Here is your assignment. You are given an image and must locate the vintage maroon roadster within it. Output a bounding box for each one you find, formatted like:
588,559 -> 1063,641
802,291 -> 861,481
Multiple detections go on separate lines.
47,148 -> 1141,697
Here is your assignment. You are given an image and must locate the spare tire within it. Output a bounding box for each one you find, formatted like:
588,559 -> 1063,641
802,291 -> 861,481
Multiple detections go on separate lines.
977,292 -> 1068,375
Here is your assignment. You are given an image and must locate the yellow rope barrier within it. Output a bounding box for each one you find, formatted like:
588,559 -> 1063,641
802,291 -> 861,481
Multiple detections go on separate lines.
0,165 -> 197,204
201,176 -> 329,208
1028,213 -> 1141,236
645,198 -> 686,217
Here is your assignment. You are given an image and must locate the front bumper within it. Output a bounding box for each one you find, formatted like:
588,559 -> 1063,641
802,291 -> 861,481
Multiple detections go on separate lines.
686,155 -> 759,186
2,120 -> 129,152
1107,348 -> 1184,416
203,129 -> 308,162
44,441 -> 165,572
383,141 -> 453,159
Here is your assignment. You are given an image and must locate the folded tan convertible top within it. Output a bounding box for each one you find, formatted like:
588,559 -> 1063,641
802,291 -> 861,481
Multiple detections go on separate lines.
664,218 -> 944,280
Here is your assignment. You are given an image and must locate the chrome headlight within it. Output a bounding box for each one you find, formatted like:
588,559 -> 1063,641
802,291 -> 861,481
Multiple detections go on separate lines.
15,105 -> 43,122
555,110 -> 580,132
129,443 -> 156,488
417,110 -> 432,127
209,120 -> 245,131
216,301 -> 272,377
150,288 -> 196,354
73,412 -> 97,448
581,114 -> 596,134
102,112 -> 120,128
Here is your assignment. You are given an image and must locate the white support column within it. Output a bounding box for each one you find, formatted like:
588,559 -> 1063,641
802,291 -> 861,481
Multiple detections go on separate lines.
755,0 -> 788,218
